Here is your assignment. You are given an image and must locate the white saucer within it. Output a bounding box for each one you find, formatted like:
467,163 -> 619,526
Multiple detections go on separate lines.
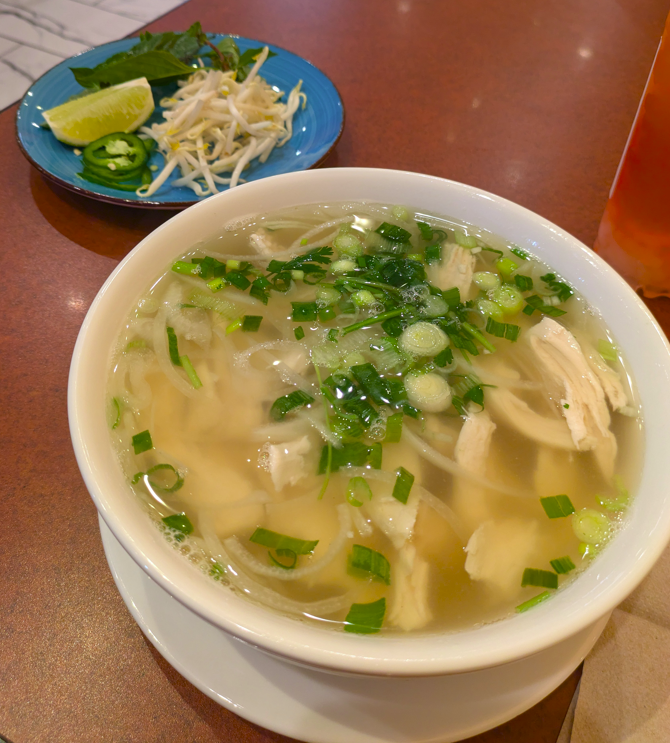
100,515 -> 606,743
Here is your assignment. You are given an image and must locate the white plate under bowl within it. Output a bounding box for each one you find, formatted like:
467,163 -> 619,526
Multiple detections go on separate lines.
101,515 -> 605,743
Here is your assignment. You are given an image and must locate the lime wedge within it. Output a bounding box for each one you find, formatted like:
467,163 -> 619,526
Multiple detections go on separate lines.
42,78 -> 155,147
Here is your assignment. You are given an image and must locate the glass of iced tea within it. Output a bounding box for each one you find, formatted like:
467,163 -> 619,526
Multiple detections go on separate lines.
594,13 -> 670,298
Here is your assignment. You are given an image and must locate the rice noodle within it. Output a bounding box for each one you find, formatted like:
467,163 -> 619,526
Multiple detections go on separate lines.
223,504 -> 352,580
289,216 -> 355,251
201,524 -> 349,616
402,428 -> 534,498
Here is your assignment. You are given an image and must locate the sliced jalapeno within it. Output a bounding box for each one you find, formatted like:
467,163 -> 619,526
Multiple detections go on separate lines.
82,132 -> 149,174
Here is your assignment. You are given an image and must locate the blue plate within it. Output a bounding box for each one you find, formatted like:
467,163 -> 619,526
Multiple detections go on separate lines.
16,36 -> 344,208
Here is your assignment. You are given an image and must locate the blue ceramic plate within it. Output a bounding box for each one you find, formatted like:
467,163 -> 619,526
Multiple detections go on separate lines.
16,36 -> 344,208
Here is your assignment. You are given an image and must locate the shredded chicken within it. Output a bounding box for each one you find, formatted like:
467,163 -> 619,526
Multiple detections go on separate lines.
388,545 -> 432,631
453,406 -> 497,535
427,243 -> 475,299
528,317 -> 617,478
249,229 -> 282,256
465,519 -> 538,594
365,489 -> 420,550
267,436 -> 310,491
486,387 -> 577,451
581,341 -> 630,411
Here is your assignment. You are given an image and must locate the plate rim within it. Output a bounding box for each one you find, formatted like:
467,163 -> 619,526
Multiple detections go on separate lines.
15,34 -> 345,210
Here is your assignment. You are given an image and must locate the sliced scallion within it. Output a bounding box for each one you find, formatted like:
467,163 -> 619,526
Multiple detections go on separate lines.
249,528 -> 318,554
270,389 -> 314,421
514,274 -> 533,291
269,548 -> 298,570
291,301 -> 318,321
550,556 -> 576,574
166,326 -> 182,366
572,508 -> 610,545
521,568 -> 558,589
598,339 -> 618,363
383,412 -> 403,443
132,463 -> 184,493
346,476 -> 373,507
162,513 -> 193,539
344,597 -> 386,634
179,355 -> 202,389
516,591 -> 551,613
294,326 -> 305,341
109,396 -> 121,429
392,466 -> 415,504
540,494 -> 575,518
132,429 -> 153,455
241,315 -> 263,332
348,544 -> 391,585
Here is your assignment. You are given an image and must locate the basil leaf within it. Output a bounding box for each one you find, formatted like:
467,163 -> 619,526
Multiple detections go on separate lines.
71,50 -> 194,88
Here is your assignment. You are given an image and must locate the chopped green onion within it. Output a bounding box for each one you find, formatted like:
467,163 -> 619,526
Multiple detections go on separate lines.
598,339 -> 618,362
392,466 -> 415,504
521,568 -> 558,589
270,389 -> 314,421
523,295 -> 567,317
473,271 -> 501,291
226,271 -> 251,291
348,544 -> 391,585
597,475 -> 630,511
425,243 -> 442,263
331,259 -> 357,274
109,397 -> 121,429
132,463 -> 184,493
495,257 -> 518,279
344,597 -> 386,634
485,317 -> 521,341
510,247 -> 530,260
572,508 -> 610,544
171,260 -> 199,276
334,233 -> 364,257
491,285 -> 524,316
516,591 -> 551,613
540,494 -> 575,518
327,328 -> 339,343
350,363 -> 391,405
226,318 -> 243,335
384,412 -> 403,442
166,326 -> 182,366
241,315 -> 263,332
292,301 -> 318,321
514,274 -> 533,291
352,290 -> 377,307
454,230 -> 478,249
226,259 -> 240,270
319,442 -> 382,473
477,298 -> 505,322
179,355 -> 202,389
132,430 -> 153,455
300,238 -> 308,246
579,542 -> 600,558
442,287 -> 461,308
207,277 -> 226,293
250,528 -> 318,554
294,326 -> 305,341
462,322 -> 496,353
162,513 -> 193,539
346,476 -> 373,507
319,306 -> 337,321
375,222 -> 412,243
399,321 -> 449,358
125,338 -> 147,351
550,556 -> 576,574
269,548 -> 298,570
392,205 -> 410,222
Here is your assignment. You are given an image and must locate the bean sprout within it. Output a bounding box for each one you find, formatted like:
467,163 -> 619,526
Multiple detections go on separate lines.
137,47 -> 307,198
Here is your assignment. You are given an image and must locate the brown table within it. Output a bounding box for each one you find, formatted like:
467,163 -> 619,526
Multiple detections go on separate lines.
1,1 -> 668,741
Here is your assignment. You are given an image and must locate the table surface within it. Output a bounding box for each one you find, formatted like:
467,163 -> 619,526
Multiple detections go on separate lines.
1,1 -> 669,742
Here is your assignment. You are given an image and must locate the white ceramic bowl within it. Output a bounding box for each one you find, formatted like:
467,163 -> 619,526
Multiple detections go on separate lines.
69,168 -> 670,679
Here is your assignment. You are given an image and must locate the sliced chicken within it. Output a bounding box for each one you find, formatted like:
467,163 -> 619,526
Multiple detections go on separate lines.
427,243 -> 475,300
249,229 -> 281,256
365,489 -> 420,551
465,518 -> 538,594
527,317 -> 617,478
581,341 -> 630,411
486,387 -> 577,451
388,544 -> 432,631
267,435 -> 310,491
453,406 -> 497,535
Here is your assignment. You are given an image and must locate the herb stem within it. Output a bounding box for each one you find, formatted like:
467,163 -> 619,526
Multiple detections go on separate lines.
340,307 -> 407,336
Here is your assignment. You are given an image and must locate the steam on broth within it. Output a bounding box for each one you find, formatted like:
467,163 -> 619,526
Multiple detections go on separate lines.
108,202 -> 641,635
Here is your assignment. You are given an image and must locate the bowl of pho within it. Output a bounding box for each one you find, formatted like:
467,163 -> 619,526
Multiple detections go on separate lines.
69,167 -> 670,683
